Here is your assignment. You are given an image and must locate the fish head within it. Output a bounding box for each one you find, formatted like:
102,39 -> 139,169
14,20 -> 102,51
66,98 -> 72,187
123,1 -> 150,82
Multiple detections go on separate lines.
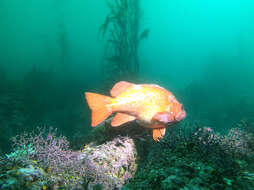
152,94 -> 186,125
166,93 -> 186,122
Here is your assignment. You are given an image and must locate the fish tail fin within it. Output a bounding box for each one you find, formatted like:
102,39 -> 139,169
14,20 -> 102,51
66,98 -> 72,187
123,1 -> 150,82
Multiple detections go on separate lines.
85,92 -> 113,127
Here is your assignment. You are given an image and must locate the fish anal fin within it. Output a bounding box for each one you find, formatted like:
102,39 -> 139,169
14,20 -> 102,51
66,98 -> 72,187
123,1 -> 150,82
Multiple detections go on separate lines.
111,113 -> 136,127
110,81 -> 134,97
152,128 -> 166,142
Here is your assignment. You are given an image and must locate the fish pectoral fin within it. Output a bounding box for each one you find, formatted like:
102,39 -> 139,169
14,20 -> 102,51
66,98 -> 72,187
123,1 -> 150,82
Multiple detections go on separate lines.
152,128 -> 166,142
152,112 -> 174,124
111,113 -> 136,127
110,81 -> 134,97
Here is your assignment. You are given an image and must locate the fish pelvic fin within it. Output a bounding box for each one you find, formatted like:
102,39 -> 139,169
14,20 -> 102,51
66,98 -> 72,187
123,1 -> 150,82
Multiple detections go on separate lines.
152,127 -> 166,142
85,92 -> 113,127
111,113 -> 136,127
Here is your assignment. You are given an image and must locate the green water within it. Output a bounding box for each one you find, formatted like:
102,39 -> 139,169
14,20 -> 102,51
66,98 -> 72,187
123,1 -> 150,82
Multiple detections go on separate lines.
0,0 -> 254,152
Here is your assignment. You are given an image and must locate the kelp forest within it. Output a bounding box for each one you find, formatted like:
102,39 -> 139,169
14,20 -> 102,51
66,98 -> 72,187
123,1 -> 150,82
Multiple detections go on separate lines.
100,0 -> 149,88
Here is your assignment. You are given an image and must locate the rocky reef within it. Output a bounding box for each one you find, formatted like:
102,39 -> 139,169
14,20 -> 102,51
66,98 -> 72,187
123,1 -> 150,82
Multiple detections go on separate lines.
0,121 -> 254,190
123,122 -> 254,190
0,126 -> 139,190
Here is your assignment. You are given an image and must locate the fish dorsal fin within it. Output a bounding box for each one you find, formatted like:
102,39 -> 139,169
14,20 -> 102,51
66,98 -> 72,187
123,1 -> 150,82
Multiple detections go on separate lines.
152,128 -> 166,142
111,113 -> 136,127
110,81 -> 134,97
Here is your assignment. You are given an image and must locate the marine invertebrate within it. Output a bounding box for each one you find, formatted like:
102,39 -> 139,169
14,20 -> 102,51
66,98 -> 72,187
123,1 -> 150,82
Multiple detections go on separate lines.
81,136 -> 137,190
8,127 -> 86,189
123,122 -> 254,190
1,126 -> 139,190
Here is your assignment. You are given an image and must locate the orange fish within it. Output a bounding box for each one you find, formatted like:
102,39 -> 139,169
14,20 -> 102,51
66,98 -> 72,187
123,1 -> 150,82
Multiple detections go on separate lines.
85,81 -> 186,141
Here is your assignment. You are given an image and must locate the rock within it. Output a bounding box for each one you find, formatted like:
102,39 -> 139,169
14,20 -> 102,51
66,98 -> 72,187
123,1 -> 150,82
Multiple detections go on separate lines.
81,136 -> 138,190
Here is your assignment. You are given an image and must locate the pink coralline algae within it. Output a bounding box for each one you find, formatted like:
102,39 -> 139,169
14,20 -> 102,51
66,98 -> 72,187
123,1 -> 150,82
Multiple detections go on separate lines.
81,137 -> 137,190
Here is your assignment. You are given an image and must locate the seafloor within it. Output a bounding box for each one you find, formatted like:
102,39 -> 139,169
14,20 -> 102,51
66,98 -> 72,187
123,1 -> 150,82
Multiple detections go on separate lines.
0,120 -> 254,190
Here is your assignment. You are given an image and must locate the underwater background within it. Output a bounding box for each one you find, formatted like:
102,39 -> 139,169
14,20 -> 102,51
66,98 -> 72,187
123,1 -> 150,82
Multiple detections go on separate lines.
0,0 -> 254,189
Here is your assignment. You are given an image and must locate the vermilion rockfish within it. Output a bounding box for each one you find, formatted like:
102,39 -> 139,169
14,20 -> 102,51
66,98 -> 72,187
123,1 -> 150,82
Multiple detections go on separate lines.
85,81 -> 186,141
